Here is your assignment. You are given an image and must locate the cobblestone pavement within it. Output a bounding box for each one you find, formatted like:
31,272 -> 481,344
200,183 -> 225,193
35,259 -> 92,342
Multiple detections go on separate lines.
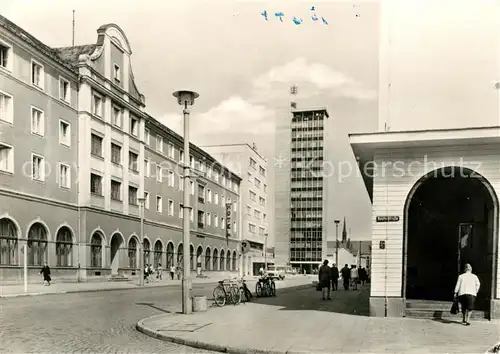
1,284 -> 219,353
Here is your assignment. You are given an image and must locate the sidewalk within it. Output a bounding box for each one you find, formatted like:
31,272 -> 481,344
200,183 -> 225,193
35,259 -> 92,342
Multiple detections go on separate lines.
137,285 -> 500,354
0,274 -> 314,298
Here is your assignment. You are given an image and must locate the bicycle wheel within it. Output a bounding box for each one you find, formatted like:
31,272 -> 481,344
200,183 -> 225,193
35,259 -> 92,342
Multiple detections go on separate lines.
256,282 -> 262,297
213,286 -> 226,307
263,282 -> 271,297
271,281 -> 276,296
232,286 -> 242,305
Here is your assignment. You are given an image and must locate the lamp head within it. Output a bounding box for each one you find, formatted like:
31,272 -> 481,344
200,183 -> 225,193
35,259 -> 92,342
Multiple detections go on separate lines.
334,220 -> 340,224
173,90 -> 199,106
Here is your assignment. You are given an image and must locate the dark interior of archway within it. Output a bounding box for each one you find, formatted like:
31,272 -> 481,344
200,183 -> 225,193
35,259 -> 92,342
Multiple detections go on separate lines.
407,168 -> 493,310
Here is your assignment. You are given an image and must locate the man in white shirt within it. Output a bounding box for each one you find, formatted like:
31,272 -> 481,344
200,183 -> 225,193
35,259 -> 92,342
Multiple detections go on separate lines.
454,263 -> 480,326
350,265 -> 359,290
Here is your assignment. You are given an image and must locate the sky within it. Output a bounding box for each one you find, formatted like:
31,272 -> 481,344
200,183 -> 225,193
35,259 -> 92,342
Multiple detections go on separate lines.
3,0 -> 499,245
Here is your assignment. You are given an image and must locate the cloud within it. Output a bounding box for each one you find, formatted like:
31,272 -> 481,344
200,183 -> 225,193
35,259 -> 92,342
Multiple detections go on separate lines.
251,57 -> 376,103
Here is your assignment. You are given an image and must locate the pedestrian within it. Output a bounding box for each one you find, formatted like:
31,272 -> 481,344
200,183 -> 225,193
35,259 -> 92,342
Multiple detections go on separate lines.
359,267 -> 366,285
259,266 -> 264,276
40,261 -> 51,286
176,262 -> 182,280
157,263 -> 162,280
318,259 -> 331,300
170,264 -> 175,280
350,265 -> 359,290
341,264 -> 351,290
144,264 -> 149,283
330,263 -> 339,291
454,263 -> 480,326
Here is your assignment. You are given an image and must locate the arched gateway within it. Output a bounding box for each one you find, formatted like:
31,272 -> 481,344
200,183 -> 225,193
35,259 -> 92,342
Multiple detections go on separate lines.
403,167 -> 498,318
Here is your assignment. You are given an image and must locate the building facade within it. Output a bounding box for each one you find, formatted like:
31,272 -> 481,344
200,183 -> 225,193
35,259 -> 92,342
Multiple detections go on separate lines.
0,15 -> 241,283
201,143 -> 271,275
275,107 -> 329,273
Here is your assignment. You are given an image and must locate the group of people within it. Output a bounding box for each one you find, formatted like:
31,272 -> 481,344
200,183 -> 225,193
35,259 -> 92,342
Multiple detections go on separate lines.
318,260 -> 370,300
144,263 -> 183,282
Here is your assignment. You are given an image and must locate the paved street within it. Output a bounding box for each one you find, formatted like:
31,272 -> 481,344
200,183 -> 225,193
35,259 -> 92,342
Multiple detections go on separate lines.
1,283 -> 220,353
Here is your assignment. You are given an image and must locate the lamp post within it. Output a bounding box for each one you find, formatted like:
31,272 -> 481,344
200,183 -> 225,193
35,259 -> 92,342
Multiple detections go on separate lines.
138,197 -> 145,286
334,220 -> 340,266
173,90 -> 199,315
264,233 -> 268,271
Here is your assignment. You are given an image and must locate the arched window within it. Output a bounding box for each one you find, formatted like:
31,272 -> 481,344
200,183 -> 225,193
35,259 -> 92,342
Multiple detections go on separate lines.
205,247 -> 211,271
213,249 -> 218,271
196,246 -> 203,269
232,251 -> 237,271
177,243 -> 183,264
143,239 -> 150,266
90,232 -> 103,268
128,237 -> 137,268
0,218 -> 17,265
226,250 -> 231,270
56,226 -> 73,267
154,240 -> 163,266
27,223 -> 48,266
166,242 -> 174,267
220,250 -> 225,271
190,244 -> 195,270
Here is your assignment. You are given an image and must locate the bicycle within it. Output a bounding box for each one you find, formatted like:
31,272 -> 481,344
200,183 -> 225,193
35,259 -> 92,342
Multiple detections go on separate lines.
213,279 -> 242,306
255,276 -> 276,297
240,279 -> 253,302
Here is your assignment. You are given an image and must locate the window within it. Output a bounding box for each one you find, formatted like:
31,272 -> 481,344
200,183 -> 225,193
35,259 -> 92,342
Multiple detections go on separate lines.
254,209 -> 261,219
59,120 -> 71,146
259,166 -> 266,177
259,197 -> 266,206
248,223 -> 256,233
206,212 -> 211,226
246,206 -> 251,215
264,184 -> 267,193
190,155 -> 194,169
198,185 -> 205,203
222,175 -> 226,186
110,106 -> 121,127
0,91 -> 13,124
214,214 -> 219,227
259,227 -> 265,236
249,158 -> 256,169
156,165 -> 162,182
144,159 -> 150,177
179,177 -> 184,191
207,189 -> 212,203
128,186 -> 137,205
233,221 -> 236,232
144,191 -> 150,209
31,107 -> 44,136
156,135 -> 163,152
91,134 -> 103,157
31,60 -> 44,89
129,151 -> 138,172
255,178 -> 261,189
90,233 -> 102,268
221,217 -> 225,229
222,195 -> 225,207
145,129 -> 150,145
249,191 -> 256,201
156,196 -> 162,213
0,42 -> 12,71
168,171 -> 175,187
233,202 -> 237,212
27,223 -> 48,266
168,143 -> 175,158
90,174 -> 102,195
168,199 -> 174,215
111,180 -> 121,201
0,218 -> 17,265
113,63 -> 121,82
31,154 -> 45,182
214,193 -> 219,205
214,171 -> 219,182
180,150 -> 184,163
190,181 -> 194,195
0,143 -> 13,173
198,210 -> 205,227
207,167 -> 212,178
130,117 -> 138,136
59,163 -> 70,188
247,173 -> 252,182
263,213 -> 267,221
92,94 -> 102,117
59,77 -> 70,103
111,143 -> 121,164
189,208 -> 194,222
179,204 -> 183,218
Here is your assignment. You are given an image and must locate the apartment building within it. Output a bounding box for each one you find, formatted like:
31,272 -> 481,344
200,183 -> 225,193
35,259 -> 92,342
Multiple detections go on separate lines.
0,15 -> 241,283
202,144 -> 270,275
275,107 -> 329,273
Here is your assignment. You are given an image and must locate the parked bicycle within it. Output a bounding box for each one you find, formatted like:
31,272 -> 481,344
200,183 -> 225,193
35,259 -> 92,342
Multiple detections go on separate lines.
255,275 -> 276,297
213,279 -> 242,306
240,278 -> 253,302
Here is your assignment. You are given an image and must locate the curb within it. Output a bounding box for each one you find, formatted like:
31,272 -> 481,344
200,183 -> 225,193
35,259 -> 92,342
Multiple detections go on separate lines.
136,283 -> 320,354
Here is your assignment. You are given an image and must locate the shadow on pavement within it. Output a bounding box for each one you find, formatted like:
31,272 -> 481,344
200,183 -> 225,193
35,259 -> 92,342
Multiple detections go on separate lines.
249,283 -> 370,316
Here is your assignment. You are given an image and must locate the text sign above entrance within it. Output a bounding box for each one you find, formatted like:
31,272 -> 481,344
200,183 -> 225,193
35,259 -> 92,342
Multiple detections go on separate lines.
376,216 -> 400,222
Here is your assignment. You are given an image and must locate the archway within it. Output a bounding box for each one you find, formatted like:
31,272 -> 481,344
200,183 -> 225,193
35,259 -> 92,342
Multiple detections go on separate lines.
196,245 -> 203,271
404,166 -> 497,314
166,242 -> 174,267
205,247 -> 211,271
177,243 -> 183,265
213,248 -> 218,270
190,244 -> 195,270
110,233 -> 123,275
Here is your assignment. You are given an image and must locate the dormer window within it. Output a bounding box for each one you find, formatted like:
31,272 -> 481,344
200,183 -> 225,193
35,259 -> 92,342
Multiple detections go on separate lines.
113,64 -> 121,82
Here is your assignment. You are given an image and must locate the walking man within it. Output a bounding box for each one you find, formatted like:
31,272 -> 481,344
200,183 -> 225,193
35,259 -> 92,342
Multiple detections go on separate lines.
170,264 -> 175,280
330,263 -> 339,291
454,263 -> 480,326
341,264 -> 351,290
350,265 -> 359,290
318,260 -> 331,300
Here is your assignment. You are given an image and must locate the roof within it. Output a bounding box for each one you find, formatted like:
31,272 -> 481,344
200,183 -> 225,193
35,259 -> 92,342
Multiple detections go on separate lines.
54,44 -> 98,66
200,143 -> 268,163
326,240 -> 371,256
291,106 -> 329,118
0,14 -> 76,72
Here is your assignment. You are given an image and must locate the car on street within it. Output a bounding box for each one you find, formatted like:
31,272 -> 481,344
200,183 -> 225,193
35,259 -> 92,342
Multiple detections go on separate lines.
267,265 -> 285,280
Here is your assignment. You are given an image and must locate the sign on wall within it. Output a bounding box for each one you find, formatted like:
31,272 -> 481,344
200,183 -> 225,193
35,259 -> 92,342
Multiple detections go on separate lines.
241,240 -> 250,254
376,216 -> 400,222
226,202 -> 232,245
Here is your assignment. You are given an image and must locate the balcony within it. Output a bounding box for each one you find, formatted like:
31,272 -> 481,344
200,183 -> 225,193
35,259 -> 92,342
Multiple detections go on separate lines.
198,222 -> 205,229
198,196 -> 205,204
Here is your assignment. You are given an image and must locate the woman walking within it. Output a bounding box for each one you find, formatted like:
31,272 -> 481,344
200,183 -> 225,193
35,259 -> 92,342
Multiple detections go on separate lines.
454,263 -> 480,326
40,261 -> 51,286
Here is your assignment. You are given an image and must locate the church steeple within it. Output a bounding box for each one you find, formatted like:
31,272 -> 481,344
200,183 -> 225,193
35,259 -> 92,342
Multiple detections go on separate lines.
342,217 -> 347,243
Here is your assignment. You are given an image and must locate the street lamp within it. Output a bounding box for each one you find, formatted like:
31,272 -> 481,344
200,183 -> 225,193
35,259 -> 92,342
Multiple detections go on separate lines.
138,197 -> 145,286
334,220 -> 340,266
173,90 -> 199,315
264,233 -> 268,271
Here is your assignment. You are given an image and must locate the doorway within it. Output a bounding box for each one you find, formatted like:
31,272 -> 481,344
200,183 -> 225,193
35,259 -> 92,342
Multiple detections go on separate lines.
404,167 -> 496,312
110,233 -> 123,275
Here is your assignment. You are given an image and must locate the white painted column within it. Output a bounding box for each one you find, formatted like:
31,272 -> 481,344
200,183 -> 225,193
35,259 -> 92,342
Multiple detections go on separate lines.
103,99 -> 112,211
138,118 -> 145,199
77,80 -> 92,206
122,109 -> 130,215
